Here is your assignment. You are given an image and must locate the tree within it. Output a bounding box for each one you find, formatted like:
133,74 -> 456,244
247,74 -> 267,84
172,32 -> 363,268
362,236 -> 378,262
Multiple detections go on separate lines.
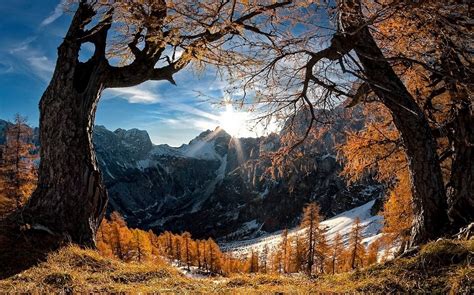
23,0 -> 292,247
108,212 -> 131,260
96,218 -> 113,257
182,232 -> 192,270
129,229 -> 153,262
293,234 -> 305,273
366,240 -> 380,266
195,240 -> 202,269
330,233 -> 344,275
339,104 -> 415,250
300,202 -> 321,275
315,226 -> 329,274
225,0 -> 470,247
0,114 -> 36,213
279,228 -> 290,273
261,244 -> 269,274
246,249 -> 259,273
372,0 -> 472,229
348,217 -> 365,270
271,248 -> 283,274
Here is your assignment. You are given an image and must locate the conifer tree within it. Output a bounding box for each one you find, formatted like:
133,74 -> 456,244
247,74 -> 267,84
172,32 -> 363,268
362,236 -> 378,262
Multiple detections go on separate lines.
96,219 -> 113,257
348,217 -> 365,270
300,202 -> 322,275
247,249 -> 259,273
272,249 -> 283,274
294,235 -> 305,273
315,227 -> 330,274
280,228 -> 290,273
195,240 -> 202,269
148,229 -> 161,257
129,229 -> 152,262
0,114 -> 36,213
182,232 -> 192,270
261,244 -> 269,274
366,240 -> 380,266
109,212 -> 130,260
330,233 -> 344,275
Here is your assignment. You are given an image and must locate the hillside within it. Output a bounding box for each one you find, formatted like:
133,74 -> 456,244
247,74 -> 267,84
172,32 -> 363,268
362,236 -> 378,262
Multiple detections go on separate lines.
0,239 -> 471,293
222,200 -> 384,257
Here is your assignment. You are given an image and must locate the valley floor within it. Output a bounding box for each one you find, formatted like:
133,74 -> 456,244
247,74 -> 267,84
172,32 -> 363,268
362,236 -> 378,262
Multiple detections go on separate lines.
0,239 -> 472,294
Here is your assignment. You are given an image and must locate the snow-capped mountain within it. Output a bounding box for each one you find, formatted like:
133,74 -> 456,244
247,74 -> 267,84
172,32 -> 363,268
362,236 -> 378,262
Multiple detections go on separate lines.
0,105 -> 384,241
90,105 -> 383,240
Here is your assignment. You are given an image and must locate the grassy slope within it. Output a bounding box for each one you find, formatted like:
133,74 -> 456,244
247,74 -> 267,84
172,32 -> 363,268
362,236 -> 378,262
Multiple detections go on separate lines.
0,239 -> 472,294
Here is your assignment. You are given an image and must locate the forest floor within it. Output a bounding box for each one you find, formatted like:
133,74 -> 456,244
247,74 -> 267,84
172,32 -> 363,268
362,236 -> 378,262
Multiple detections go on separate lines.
0,239 -> 472,293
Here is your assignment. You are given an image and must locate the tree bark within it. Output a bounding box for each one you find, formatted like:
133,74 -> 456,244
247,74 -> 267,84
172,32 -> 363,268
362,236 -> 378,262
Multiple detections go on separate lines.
24,4 -> 109,246
338,0 -> 449,246
447,99 -> 474,228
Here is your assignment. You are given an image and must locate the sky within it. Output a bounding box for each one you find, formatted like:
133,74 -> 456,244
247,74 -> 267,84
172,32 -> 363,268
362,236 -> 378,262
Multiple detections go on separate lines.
0,0 -> 266,147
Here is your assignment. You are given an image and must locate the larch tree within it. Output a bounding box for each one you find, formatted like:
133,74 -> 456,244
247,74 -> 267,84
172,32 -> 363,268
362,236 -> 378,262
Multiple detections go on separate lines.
195,240 -> 202,269
365,240 -> 380,266
294,234 -> 305,273
109,212 -> 130,260
22,0 -> 293,247
300,202 -> 321,275
247,249 -> 259,273
0,114 -> 37,213
330,233 -> 344,275
271,248 -> 283,274
261,244 -> 269,274
337,0 -> 472,249
348,217 -> 365,270
339,104 -> 414,249
129,229 -> 153,262
96,218 -> 113,257
223,0 -> 471,247
182,232 -> 192,271
279,228 -> 290,273
315,226 -> 329,274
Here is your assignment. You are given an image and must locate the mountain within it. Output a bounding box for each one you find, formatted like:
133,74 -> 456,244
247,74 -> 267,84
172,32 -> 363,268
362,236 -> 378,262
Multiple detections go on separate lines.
0,106 -> 383,241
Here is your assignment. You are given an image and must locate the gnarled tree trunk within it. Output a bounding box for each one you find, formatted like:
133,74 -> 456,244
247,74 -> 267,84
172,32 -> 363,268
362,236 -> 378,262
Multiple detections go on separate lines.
447,99 -> 474,228
338,0 -> 449,246
24,4 -> 110,246
19,0 -> 285,247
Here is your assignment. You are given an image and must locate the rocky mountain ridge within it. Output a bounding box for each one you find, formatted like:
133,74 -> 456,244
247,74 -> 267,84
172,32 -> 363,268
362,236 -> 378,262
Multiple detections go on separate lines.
0,106 -> 383,241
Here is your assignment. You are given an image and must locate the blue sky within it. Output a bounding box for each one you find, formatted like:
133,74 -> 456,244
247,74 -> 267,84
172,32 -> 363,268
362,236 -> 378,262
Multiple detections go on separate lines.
0,0 -> 249,146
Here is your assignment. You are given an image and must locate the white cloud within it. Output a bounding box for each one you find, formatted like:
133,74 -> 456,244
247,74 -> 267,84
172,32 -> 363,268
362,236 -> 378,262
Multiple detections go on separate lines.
5,38 -> 55,82
106,82 -> 161,104
27,56 -> 55,78
9,37 -> 37,54
41,0 -> 67,26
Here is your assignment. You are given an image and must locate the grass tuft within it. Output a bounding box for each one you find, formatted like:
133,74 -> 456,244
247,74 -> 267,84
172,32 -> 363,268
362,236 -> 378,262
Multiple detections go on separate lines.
0,239 -> 472,293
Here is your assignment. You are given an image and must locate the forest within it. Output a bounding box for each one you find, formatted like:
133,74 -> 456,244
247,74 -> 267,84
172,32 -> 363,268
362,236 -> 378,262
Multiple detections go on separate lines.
0,0 -> 472,293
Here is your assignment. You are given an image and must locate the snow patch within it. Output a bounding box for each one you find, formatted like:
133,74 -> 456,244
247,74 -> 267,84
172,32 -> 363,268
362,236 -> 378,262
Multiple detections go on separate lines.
221,200 -> 383,257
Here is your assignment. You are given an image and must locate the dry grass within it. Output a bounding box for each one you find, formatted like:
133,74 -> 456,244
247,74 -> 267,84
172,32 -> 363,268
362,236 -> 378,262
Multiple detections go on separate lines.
0,239 -> 472,294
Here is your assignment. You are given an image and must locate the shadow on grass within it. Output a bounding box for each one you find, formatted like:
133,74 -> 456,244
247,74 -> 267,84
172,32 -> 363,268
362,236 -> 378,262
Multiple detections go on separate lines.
0,212 -> 63,279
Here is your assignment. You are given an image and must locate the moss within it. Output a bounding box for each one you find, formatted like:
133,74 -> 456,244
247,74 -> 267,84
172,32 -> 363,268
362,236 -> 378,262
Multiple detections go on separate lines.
418,239 -> 472,267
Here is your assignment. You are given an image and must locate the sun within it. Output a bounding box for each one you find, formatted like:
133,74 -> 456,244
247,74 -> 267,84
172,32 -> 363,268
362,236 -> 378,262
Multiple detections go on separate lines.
219,104 -> 248,137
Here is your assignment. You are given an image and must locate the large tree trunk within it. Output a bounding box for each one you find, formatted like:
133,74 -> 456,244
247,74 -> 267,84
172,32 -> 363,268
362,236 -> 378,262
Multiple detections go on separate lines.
338,0 -> 449,246
447,99 -> 474,228
23,4 -> 109,246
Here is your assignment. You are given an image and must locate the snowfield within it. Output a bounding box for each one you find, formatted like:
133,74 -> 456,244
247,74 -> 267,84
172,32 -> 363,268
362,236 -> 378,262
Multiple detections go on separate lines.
220,200 -> 384,258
